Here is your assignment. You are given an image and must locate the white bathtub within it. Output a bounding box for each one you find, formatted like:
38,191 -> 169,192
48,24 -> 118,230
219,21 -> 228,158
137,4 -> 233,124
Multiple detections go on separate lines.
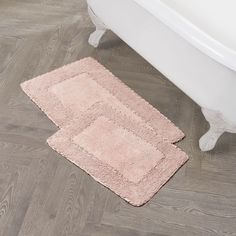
87,0 -> 236,151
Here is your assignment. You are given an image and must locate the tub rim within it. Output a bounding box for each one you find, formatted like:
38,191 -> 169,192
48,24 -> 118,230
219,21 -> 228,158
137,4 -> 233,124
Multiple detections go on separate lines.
132,0 -> 236,72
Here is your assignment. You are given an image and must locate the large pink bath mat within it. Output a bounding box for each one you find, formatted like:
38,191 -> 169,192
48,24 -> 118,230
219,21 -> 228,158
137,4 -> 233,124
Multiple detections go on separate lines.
47,103 -> 188,206
21,57 -> 184,143
21,57 -> 188,206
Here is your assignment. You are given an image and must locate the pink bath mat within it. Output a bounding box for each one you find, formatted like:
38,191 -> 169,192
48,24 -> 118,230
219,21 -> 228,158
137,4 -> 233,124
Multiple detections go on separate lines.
21,57 -> 188,205
21,57 -> 184,143
47,103 -> 188,206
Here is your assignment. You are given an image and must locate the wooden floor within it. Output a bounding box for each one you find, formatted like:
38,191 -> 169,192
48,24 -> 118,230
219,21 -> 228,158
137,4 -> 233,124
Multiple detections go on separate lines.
0,1 -> 236,235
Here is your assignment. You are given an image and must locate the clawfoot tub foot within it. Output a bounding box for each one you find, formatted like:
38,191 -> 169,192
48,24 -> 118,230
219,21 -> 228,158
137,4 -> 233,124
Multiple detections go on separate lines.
88,5 -> 107,48
199,108 -> 236,151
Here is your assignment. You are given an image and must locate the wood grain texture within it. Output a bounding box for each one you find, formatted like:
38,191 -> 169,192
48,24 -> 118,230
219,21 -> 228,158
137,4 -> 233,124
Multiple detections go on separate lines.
0,0 -> 236,235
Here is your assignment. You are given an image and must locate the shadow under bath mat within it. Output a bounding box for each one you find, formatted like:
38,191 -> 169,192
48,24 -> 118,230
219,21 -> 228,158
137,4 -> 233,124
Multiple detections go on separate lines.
47,103 -> 188,206
21,57 -> 184,143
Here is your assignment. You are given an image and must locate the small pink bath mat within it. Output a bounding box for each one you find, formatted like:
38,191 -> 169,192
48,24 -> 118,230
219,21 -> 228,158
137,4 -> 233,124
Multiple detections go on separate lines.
47,103 -> 188,206
21,57 -> 184,143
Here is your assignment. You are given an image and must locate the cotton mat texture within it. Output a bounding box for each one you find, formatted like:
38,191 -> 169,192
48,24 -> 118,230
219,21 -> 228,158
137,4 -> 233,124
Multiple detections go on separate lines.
21,57 -> 188,206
